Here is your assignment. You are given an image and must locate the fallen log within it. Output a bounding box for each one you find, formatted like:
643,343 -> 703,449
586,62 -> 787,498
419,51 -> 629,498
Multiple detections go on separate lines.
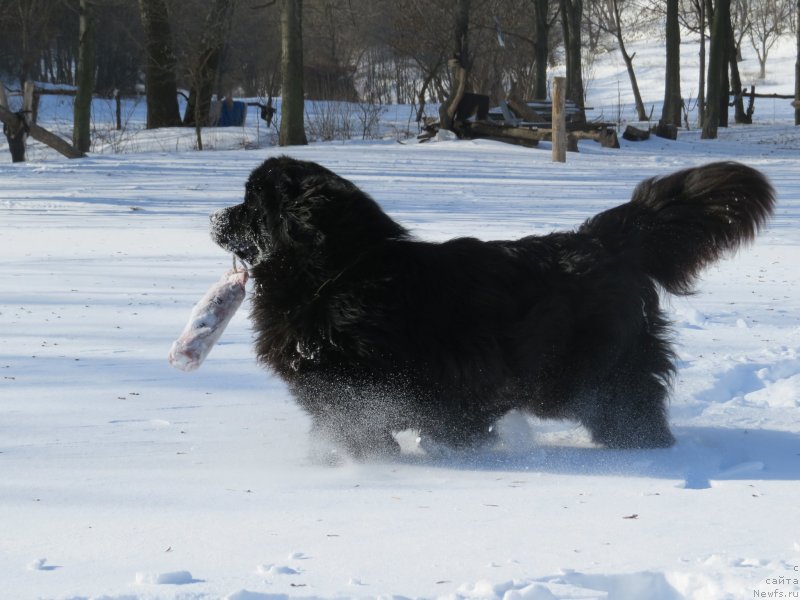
622,125 -> 650,142
458,120 -> 618,150
655,122 -> 678,140
596,127 -> 620,148
464,120 -> 541,148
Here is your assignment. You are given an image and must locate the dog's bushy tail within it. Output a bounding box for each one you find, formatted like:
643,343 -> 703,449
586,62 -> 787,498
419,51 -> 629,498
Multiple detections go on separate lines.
580,161 -> 775,295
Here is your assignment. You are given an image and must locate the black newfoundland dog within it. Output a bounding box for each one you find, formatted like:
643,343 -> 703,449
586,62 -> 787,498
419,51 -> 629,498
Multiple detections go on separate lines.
211,157 -> 774,459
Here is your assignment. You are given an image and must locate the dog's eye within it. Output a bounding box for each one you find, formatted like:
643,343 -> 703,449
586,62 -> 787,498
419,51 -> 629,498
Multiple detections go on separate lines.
245,181 -> 264,198
244,191 -> 258,209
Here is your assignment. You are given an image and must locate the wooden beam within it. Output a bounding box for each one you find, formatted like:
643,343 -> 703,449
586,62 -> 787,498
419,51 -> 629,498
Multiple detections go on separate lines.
506,95 -> 546,124
738,90 -> 794,100
465,121 -> 541,147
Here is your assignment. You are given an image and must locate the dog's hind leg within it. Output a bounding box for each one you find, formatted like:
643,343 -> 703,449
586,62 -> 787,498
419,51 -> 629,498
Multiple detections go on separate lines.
585,383 -> 675,449
577,354 -> 676,449
417,402 -> 503,452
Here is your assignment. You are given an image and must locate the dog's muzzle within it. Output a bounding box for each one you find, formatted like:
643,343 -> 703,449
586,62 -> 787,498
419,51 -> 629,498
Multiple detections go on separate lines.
209,207 -> 262,265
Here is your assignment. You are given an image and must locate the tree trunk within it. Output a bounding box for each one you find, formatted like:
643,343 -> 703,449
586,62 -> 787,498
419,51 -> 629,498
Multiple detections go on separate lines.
183,0 -> 235,127
660,0 -> 682,127
560,0 -> 585,111
619,42 -> 647,121
796,0 -> 799,126
73,0 -> 94,154
757,54 -> 766,79
533,0 -> 550,99
697,0 -> 706,127
416,68 -> 439,123
607,0 -> 646,121
729,23 -> 750,124
702,0 -> 730,139
439,0 -> 471,132
279,0 -> 307,146
718,3 -> 730,129
139,0 -> 182,129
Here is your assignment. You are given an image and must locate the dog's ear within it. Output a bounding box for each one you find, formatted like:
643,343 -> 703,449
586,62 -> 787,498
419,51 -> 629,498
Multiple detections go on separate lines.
274,174 -> 327,249
272,170 -> 302,201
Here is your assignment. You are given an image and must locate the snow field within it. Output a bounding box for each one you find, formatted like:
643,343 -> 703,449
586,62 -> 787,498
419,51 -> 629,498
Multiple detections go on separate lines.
1,31 -> 799,600
2,135 -> 799,599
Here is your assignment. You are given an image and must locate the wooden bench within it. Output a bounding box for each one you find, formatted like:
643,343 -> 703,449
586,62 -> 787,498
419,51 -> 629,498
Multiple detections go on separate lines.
481,98 -> 617,149
488,98 -> 590,129
420,94 -> 618,150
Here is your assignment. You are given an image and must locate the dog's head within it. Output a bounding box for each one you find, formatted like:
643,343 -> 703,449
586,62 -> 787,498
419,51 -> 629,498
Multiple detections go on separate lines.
211,156 -> 407,266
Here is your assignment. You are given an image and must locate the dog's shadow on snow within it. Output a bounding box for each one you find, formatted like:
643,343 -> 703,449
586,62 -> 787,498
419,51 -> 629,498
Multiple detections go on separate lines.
396,425 -> 800,483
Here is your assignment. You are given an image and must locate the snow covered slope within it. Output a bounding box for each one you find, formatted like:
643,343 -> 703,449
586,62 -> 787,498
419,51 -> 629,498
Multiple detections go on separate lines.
1,35 -> 799,600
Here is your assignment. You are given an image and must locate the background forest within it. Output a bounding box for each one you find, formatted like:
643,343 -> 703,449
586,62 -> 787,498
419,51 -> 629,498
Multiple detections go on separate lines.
1,0 -> 798,152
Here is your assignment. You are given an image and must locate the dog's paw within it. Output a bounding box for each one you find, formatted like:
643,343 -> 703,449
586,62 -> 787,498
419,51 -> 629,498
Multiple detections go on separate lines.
309,425 -> 401,464
415,435 -> 460,459
309,445 -> 346,467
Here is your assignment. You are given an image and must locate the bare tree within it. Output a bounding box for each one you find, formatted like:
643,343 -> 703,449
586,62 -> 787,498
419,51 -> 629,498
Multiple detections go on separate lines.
532,0 -> 554,99
748,0 -> 793,79
183,0 -> 237,127
279,0 -> 307,146
1,0 -> 64,86
731,0 -> 750,59
73,0 -> 94,154
560,0 -> 586,109
661,0 -> 682,128
439,0 -> 471,132
139,0 -> 182,128
679,0 -> 708,126
728,15 -> 750,123
303,0 -> 362,100
796,0 -> 799,125
93,1 -> 142,95
590,0 -> 648,121
226,0 -> 281,97
380,0 -> 452,120
702,0 -> 731,139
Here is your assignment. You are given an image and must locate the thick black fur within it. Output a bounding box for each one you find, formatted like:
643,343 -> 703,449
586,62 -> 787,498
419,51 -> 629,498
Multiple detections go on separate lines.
211,157 -> 774,458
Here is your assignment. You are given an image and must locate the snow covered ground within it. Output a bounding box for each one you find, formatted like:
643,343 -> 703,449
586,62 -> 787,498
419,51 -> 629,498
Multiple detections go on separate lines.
1,34 -> 799,600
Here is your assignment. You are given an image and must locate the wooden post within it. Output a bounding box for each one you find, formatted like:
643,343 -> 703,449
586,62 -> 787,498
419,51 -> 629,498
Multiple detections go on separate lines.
115,89 -> 122,130
796,0 -> 799,126
552,76 -> 567,163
